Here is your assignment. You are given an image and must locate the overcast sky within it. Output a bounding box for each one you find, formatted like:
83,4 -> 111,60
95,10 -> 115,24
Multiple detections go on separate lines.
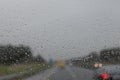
0,0 -> 120,60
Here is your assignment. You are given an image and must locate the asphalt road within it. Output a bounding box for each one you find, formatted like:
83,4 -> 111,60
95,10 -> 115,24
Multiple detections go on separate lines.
24,66 -> 94,80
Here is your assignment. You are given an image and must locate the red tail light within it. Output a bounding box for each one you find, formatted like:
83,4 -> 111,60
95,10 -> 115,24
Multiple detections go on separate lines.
101,73 -> 110,79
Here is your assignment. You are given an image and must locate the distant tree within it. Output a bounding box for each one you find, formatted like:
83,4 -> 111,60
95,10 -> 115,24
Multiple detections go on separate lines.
87,51 -> 100,62
100,47 -> 120,63
33,54 -> 45,63
0,44 -> 33,65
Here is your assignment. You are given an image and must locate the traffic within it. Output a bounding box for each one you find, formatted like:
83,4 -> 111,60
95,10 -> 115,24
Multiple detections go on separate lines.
95,65 -> 120,80
0,0 -> 120,80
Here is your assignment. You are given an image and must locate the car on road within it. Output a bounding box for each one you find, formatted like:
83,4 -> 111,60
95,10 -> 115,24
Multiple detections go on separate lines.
57,60 -> 66,69
95,73 -> 113,80
94,65 -> 120,80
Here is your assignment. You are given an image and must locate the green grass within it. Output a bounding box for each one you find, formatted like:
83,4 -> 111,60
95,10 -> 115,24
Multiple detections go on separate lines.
0,63 -> 49,76
0,65 -> 9,75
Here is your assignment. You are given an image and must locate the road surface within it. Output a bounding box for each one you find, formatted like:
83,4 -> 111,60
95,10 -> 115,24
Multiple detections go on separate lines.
24,66 -> 94,80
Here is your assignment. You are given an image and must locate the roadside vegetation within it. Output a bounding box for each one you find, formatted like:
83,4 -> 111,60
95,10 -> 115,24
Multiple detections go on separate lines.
0,63 -> 49,75
0,44 -> 49,79
72,47 -> 120,69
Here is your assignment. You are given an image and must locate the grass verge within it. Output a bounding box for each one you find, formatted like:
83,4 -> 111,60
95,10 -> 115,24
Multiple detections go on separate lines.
0,63 -> 50,79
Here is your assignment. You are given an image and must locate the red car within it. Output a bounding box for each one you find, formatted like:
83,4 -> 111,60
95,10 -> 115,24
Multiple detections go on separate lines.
96,73 -> 113,80
94,65 -> 120,80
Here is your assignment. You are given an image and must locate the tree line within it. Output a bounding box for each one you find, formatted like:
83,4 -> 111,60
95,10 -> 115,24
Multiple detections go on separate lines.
72,47 -> 120,68
0,44 -> 45,65
100,47 -> 120,64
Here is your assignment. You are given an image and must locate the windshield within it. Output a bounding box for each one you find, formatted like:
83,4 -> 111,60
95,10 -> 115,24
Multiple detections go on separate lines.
0,0 -> 120,80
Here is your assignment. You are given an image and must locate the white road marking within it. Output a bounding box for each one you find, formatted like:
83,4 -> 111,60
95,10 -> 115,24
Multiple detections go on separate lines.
43,67 -> 57,80
66,66 -> 77,79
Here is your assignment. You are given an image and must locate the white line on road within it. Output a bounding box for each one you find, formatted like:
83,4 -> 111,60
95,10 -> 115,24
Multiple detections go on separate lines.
65,66 -> 78,80
43,67 -> 57,80
24,66 -> 57,80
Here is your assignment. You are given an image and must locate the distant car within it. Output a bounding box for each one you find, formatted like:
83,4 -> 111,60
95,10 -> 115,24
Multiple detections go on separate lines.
57,60 -> 66,69
69,63 -> 73,66
94,65 -> 120,80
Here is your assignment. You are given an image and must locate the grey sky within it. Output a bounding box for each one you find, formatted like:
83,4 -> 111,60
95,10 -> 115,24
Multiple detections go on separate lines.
0,0 -> 120,60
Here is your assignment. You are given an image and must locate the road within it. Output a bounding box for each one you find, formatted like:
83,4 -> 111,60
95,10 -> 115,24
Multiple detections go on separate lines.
24,66 -> 94,80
